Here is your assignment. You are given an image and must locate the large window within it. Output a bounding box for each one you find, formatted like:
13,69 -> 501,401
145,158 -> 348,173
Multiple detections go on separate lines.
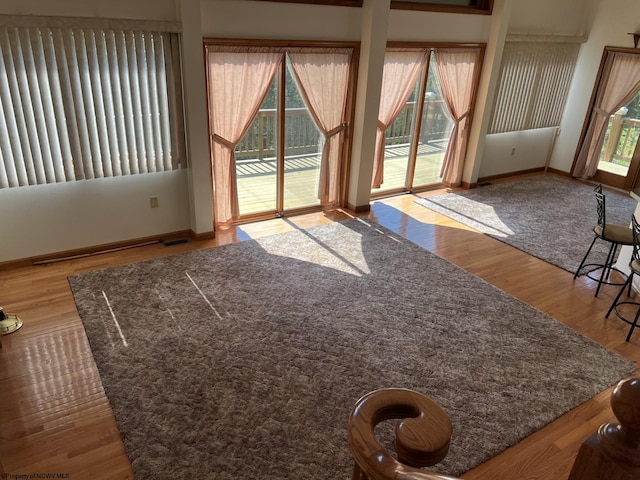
0,23 -> 184,189
489,41 -> 579,134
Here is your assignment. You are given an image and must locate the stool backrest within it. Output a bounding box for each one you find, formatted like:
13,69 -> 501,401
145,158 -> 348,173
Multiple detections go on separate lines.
594,184 -> 606,235
632,215 -> 640,265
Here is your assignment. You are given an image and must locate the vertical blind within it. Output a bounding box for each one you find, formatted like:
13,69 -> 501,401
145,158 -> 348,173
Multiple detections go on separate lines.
0,26 -> 184,188
489,41 -> 580,134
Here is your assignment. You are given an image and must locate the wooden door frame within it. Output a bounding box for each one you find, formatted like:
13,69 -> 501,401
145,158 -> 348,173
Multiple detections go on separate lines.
572,46 -> 640,190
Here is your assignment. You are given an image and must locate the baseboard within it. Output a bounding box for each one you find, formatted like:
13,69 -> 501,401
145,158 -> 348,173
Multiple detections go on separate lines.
347,203 -> 371,214
477,167 -> 549,184
545,167 -> 571,178
190,230 -> 216,241
0,230 -> 193,270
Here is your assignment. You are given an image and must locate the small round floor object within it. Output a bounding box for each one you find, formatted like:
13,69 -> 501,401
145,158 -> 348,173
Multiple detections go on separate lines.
0,306 -> 23,335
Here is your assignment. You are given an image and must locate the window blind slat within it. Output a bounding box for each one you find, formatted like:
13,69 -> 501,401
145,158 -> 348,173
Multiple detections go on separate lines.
41,28 -> 72,182
128,32 -> 147,174
156,33 -> 172,172
0,29 -> 24,186
105,31 -> 128,176
12,28 -> 41,185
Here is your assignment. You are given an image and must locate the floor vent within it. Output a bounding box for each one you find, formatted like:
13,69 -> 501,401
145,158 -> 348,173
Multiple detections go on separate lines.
163,239 -> 189,247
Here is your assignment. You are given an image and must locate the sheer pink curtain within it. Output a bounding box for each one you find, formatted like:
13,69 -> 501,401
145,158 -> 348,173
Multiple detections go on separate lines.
372,50 -> 428,188
288,49 -> 352,205
434,47 -> 481,187
208,49 -> 283,225
574,51 -> 640,178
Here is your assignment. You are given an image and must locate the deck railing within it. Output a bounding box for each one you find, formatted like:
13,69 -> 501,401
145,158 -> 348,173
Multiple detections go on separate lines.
601,113 -> 640,166
235,99 -> 451,161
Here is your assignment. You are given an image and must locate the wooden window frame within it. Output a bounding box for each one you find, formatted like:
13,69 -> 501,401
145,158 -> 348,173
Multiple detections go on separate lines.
252,0 -> 493,13
391,1 -> 493,15
253,0 -> 363,7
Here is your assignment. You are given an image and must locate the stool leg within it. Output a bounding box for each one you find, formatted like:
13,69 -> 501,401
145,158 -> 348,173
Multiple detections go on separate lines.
606,272 -> 634,318
574,236 -> 598,280
604,244 -> 619,280
625,307 -> 640,342
595,242 -> 617,297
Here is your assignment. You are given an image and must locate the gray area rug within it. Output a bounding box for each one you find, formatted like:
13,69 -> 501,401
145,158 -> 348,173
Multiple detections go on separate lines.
69,218 -> 636,479
415,175 -> 637,274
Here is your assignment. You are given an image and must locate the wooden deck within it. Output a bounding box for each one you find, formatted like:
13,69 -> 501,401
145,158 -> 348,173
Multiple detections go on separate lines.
236,141 -> 447,215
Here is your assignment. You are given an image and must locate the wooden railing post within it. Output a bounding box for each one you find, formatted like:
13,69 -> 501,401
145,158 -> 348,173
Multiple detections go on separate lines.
568,376 -> 640,480
348,388 -> 461,480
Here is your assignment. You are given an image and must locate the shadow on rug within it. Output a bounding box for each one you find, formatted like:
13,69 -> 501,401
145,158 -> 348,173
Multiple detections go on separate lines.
415,175 -> 637,274
69,218 -> 636,479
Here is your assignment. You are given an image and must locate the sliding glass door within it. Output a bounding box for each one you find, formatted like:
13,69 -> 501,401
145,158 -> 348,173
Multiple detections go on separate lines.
574,47 -> 640,190
592,90 -> 640,189
207,44 -> 354,226
372,48 -> 478,196
234,63 -> 323,217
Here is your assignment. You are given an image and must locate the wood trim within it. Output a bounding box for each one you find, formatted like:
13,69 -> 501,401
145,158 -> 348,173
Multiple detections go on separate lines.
570,47 -> 611,177
0,230 -> 193,271
340,44 -> 361,208
405,59 -> 430,190
371,187 -> 409,200
277,58 -> 286,215
546,167 -> 571,178
203,38 -> 360,49
347,202 -> 371,214
390,0 -> 493,15
386,41 -> 486,49
252,0 -> 362,7
190,230 -> 216,241
477,167 -> 547,183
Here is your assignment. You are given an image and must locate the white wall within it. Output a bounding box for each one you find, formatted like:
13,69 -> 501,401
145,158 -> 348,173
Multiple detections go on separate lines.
387,8 -> 490,42
0,171 -> 191,261
477,0 -> 594,179
508,0 -> 593,37
201,0 -> 362,40
480,128 -> 558,178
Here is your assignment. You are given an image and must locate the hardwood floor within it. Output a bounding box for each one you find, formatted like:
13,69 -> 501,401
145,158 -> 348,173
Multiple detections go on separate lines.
1,173 -> 638,479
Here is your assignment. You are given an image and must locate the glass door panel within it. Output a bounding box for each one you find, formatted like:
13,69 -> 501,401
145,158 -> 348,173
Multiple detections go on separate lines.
371,50 -> 458,196
371,81 -> 420,195
413,55 -> 453,187
597,91 -> 640,179
235,78 -> 279,216
283,61 -> 322,210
